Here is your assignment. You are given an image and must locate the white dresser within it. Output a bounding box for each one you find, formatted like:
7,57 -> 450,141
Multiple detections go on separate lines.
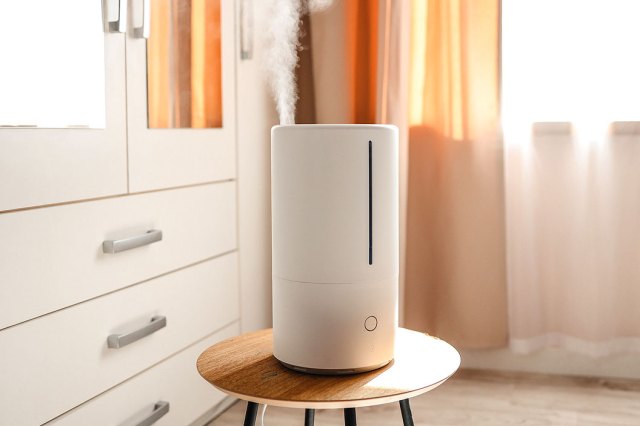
0,1 -> 261,425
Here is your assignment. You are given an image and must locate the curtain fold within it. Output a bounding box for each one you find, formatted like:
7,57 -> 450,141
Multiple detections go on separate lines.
505,129 -> 640,356
148,0 -> 171,128
345,0 -> 378,123
191,0 -> 222,128
502,0 -> 640,356
147,0 -> 222,128
404,0 -> 507,348
304,0 -> 378,124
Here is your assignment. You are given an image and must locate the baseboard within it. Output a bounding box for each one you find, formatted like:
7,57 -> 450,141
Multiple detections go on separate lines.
460,348 -> 640,380
455,368 -> 640,390
191,396 -> 238,426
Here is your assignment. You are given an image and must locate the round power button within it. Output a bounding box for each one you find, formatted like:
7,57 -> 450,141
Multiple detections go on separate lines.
364,316 -> 378,331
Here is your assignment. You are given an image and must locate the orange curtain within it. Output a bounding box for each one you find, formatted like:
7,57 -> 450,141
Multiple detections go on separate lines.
409,0 -> 500,139
173,0 -> 192,127
147,0 -> 171,128
191,0 -> 222,128
147,0 -> 222,129
404,0 -> 508,348
346,0 -> 379,123
299,0 -> 379,124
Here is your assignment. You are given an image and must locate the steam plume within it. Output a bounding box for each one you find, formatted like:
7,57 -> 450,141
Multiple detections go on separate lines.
262,0 -> 302,125
262,0 -> 333,125
306,0 -> 333,12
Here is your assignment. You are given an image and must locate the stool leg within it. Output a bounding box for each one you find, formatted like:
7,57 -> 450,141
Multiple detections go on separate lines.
399,399 -> 414,426
304,408 -> 315,426
344,407 -> 357,426
243,401 -> 259,426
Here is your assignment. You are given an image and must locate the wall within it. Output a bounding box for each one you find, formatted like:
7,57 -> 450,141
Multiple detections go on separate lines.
237,1 -> 278,332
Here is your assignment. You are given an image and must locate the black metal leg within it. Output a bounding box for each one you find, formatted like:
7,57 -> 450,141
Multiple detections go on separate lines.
243,401 -> 259,426
399,399 -> 414,426
344,407 -> 357,426
304,408 -> 315,426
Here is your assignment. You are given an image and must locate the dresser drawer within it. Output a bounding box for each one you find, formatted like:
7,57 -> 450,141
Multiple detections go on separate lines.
46,322 -> 240,426
0,182 -> 236,330
0,254 -> 239,426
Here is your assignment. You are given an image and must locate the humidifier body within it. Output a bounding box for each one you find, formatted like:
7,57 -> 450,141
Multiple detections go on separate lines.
271,124 -> 399,374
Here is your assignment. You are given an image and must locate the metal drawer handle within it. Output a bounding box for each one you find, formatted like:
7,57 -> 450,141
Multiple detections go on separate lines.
240,0 -> 254,60
133,401 -> 170,426
133,0 -> 151,39
107,316 -> 167,349
105,0 -> 128,33
102,229 -> 163,254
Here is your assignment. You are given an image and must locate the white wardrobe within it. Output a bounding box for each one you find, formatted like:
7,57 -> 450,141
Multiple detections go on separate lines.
0,0 -> 273,424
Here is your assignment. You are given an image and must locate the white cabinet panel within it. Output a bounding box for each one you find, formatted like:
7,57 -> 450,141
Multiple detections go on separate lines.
0,2 -> 243,426
46,322 -> 239,426
0,0 -> 127,211
126,0 -> 237,192
0,182 -> 237,330
0,254 -> 240,426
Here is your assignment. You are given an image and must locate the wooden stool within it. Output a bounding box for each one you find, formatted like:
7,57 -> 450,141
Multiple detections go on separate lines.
197,328 -> 460,425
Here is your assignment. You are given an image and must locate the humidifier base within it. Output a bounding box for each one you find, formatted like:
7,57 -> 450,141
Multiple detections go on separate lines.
272,277 -> 398,373
277,358 -> 392,376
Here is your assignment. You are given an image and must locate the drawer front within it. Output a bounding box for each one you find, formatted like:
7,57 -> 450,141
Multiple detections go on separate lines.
0,182 -> 236,330
0,254 -> 239,426
46,322 -> 240,426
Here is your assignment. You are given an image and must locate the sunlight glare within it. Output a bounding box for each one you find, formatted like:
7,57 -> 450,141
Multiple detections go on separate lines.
0,1 -> 105,128
502,0 -> 640,141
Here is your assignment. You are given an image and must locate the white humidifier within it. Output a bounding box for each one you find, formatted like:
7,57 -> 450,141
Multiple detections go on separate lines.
271,124 -> 399,374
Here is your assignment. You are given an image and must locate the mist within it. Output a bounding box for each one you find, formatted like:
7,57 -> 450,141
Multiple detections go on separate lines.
260,0 -> 333,125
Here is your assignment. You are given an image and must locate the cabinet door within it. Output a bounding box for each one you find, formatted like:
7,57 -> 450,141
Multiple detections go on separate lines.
126,0 -> 236,192
0,0 -> 127,211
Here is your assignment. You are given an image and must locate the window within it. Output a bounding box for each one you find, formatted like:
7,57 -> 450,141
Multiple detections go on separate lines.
502,0 -> 640,134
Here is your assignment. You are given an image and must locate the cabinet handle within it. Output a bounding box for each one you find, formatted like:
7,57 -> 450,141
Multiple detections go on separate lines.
133,0 -> 151,39
102,229 -> 163,254
132,401 -> 170,426
106,0 -> 128,33
107,316 -> 167,348
240,0 -> 253,60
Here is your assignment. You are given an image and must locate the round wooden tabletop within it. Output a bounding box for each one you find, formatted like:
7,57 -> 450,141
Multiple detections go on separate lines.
196,328 -> 460,409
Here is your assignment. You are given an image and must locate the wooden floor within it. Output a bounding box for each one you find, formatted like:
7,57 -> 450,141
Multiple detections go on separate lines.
207,369 -> 640,425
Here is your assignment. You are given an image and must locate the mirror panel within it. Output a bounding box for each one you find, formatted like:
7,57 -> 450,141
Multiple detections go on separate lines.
147,0 -> 222,129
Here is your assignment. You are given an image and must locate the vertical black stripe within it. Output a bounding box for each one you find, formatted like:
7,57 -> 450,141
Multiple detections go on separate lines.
369,140 -> 373,265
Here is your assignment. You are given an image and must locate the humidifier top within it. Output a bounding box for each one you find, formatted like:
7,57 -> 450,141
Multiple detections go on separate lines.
271,122 -> 399,284
272,124 -> 398,131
